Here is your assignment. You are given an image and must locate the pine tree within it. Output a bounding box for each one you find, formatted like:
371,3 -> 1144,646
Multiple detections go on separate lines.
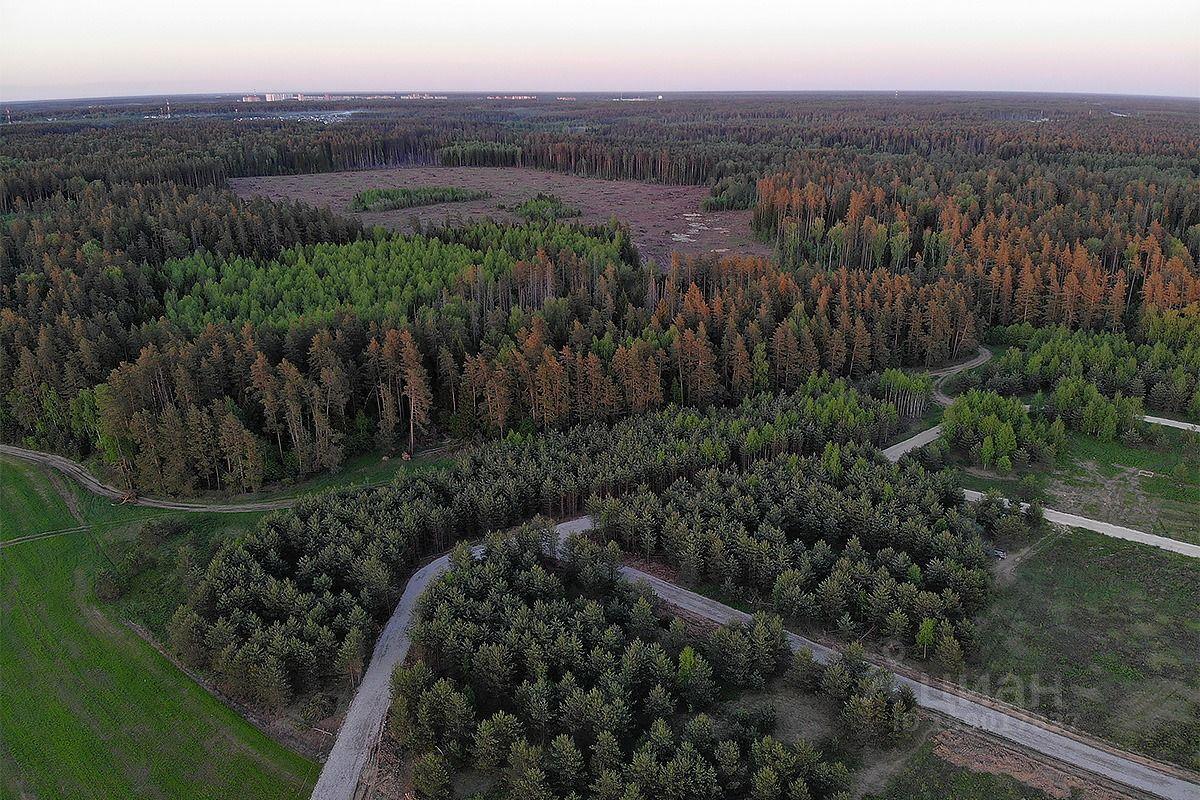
398,329 -> 433,453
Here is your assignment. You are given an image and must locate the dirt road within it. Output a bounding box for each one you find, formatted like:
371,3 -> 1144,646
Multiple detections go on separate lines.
1143,415 -> 1200,433
0,444 -> 295,513
313,517 -> 1200,800
882,346 -> 993,462
930,346 -> 994,406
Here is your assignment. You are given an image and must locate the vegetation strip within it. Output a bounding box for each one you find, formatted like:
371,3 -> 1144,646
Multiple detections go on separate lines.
349,186 -> 491,212
6,368 -> 1194,560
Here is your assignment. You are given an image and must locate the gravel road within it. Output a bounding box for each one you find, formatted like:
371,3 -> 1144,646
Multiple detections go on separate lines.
309,549 -> 471,800
930,346 -> 994,406
882,347 -> 992,462
1143,415 -> 1200,433
960,489 -> 1200,558
622,557 -> 1199,800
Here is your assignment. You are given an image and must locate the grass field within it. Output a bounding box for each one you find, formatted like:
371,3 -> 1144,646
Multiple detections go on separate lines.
969,527 -> 1200,769
1053,429 -> 1200,542
958,427 -> 1200,544
0,456 -> 318,800
866,741 -> 1053,800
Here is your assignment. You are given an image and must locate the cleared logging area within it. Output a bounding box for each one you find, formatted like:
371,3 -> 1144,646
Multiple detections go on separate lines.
230,166 -> 770,266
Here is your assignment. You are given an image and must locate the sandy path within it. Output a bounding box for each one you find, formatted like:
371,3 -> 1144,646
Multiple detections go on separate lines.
959,489 -> 1200,558
1142,415 -> 1200,433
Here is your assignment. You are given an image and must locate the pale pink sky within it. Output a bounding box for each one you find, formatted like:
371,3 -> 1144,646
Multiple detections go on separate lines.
2,0 -> 1198,101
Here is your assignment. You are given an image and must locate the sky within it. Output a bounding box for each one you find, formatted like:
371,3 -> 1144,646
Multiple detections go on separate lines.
2,0 -> 1198,101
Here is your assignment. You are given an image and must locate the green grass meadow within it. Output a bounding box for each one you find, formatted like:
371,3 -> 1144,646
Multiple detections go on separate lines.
969,527 -> 1200,768
0,456 -> 318,800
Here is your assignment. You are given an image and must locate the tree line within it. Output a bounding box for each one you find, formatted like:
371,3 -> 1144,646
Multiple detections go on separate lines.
349,185 -> 491,212
9,214 -> 998,493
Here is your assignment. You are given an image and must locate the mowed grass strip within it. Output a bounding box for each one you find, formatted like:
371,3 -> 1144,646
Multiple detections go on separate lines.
969,527 -> 1200,768
0,457 -> 317,800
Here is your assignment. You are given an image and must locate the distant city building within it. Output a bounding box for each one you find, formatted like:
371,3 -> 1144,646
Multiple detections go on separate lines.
487,95 -> 537,100
264,93 -> 289,102
241,95 -> 262,102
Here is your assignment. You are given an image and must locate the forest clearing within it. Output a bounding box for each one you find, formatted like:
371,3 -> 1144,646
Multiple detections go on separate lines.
230,166 -> 771,265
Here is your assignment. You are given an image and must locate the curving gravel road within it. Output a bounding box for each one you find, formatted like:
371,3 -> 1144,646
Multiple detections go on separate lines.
881,347 -> 992,462
5,350 -> 1195,796
0,444 -> 296,513
313,517 -> 1200,800
930,346 -> 994,406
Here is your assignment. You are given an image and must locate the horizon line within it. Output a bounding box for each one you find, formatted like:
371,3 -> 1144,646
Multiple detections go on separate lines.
5,87 -> 1199,105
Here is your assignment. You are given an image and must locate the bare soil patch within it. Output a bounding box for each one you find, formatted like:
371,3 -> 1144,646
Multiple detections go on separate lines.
1049,462 -> 1153,528
993,529 -> 1062,587
230,166 -> 770,266
932,728 -> 1141,800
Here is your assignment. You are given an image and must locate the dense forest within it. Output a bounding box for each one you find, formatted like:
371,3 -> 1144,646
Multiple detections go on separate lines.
589,446 -> 1003,665
387,524 -> 917,799
8,214 -> 994,492
976,313 -> 1200,420
940,390 -> 1065,472
4,94 -> 1197,495
164,376 -> 1050,709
